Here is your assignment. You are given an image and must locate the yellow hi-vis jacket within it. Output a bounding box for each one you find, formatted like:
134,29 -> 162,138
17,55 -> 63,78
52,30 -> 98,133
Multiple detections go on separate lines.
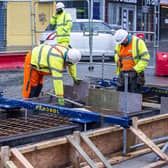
31,44 -> 77,97
114,36 -> 150,75
50,11 -> 72,47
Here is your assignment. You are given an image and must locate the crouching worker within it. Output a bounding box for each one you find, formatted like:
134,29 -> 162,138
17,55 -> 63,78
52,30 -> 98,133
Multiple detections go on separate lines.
22,44 -> 81,105
114,29 -> 150,93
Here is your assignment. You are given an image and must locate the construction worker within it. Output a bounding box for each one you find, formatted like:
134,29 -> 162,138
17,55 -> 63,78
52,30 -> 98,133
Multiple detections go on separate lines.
22,44 -> 81,106
50,2 -> 72,47
114,29 -> 150,92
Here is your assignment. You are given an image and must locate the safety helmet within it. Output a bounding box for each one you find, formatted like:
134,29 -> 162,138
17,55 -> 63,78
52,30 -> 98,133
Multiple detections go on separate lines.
66,48 -> 81,64
114,29 -> 128,44
56,2 -> 64,10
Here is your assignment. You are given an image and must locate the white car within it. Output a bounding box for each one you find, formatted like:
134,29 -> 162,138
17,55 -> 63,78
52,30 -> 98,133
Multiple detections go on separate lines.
39,19 -> 116,61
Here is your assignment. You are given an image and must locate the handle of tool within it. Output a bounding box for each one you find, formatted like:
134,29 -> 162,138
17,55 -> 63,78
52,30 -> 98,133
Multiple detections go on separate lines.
44,92 -> 84,107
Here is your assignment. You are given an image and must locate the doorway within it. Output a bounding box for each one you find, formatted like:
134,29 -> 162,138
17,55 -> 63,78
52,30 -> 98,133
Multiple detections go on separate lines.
108,3 -> 136,31
122,8 -> 135,31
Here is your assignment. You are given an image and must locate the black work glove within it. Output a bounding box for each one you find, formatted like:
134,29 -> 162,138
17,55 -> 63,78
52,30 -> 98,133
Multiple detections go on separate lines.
73,78 -> 82,85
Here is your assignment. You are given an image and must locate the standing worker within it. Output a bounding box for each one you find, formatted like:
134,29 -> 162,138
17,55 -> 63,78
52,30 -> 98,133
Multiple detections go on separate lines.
50,2 -> 73,47
114,29 -> 150,92
22,44 -> 81,106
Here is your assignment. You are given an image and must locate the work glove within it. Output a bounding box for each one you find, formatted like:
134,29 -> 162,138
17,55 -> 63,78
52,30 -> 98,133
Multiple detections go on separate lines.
58,97 -> 64,106
73,78 -> 81,85
122,69 -> 137,78
137,71 -> 145,85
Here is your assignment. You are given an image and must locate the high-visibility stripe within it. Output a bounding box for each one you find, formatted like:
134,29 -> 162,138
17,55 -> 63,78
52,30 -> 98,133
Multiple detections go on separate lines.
57,23 -> 67,26
47,47 -> 53,72
50,52 -> 63,59
136,38 -> 139,58
140,58 -> 150,62
52,76 -> 63,80
50,67 -> 63,73
38,45 -> 45,68
139,51 -> 149,57
119,56 -> 134,60
66,20 -> 72,22
56,34 -> 70,37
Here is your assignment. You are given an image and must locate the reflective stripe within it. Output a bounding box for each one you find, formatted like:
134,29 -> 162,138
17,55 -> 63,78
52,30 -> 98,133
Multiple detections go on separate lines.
50,52 -> 63,59
119,56 -> 134,60
50,67 -> 63,73
57,23 -> 67,26
38,45 -> 45,68
56,34 -> 70,37
139,51 -> 149,57
140,58 -> 150,62
52,76 -> 63,80
136,38 -> 139,58
134,51 -> 149,60
115,50 -> 117,54
46,47 -> 53,72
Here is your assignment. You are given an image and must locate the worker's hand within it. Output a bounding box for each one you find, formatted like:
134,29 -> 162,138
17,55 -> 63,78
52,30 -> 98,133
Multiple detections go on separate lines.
73,78 -> 81,85
58,97 -> 64,106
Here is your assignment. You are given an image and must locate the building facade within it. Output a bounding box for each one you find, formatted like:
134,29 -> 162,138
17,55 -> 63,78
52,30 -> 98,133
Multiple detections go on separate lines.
0,0 -> 167,48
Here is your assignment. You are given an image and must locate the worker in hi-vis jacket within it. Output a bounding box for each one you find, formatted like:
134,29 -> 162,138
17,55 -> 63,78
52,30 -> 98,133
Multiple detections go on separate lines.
114,29 -> 150,92
50,2 -> 73,47
22,44 -> 81,106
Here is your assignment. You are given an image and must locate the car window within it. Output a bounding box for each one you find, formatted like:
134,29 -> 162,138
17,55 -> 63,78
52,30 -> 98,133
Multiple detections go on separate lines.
71,22 -> 82,32
82,22 -> 112,33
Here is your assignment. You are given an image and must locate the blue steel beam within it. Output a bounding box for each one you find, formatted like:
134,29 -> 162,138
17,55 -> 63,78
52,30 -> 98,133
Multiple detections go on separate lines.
0,96 -> 131,128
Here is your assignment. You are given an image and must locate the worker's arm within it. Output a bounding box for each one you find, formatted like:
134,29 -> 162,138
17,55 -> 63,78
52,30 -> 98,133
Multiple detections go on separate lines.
63,13 -> 73,33
68,64 -> 77,80
50,15 -> 57,26
114,45 -> 121,75
133,39 -> 150,73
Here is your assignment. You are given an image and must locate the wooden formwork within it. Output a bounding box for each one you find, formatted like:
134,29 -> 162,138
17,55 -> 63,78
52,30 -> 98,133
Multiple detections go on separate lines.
1,113 -> 168,168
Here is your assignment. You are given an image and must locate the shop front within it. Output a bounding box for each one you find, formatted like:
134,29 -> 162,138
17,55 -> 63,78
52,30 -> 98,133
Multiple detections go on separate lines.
106,0 -> 137,31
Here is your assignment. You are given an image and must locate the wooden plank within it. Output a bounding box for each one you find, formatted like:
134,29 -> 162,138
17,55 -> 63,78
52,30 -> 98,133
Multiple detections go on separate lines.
72,131 -> 81,168
130,127 -> 168,161
126,117 -> 138,153
142,102 -> 160,109
142,160 -> 168,168
67,135 -> 98,168
80,133 -> 112,168
5,161 -> 17,168
1,146 -> 10,168
11,148 -> 34,168
82,143 -> 166,168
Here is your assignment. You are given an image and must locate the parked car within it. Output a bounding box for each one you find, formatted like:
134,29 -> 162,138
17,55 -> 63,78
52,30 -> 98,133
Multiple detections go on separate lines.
39,19 -> 116,61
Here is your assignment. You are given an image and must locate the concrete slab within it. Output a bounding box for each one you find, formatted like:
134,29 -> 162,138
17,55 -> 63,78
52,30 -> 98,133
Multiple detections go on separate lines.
86,88 -> 142,113
161,97 -> 168,114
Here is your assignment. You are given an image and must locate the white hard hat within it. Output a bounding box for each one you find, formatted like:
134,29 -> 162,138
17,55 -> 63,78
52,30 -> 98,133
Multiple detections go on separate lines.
66,48 -> 81,64
114,29 -> 128,44
56,2 -> 64,10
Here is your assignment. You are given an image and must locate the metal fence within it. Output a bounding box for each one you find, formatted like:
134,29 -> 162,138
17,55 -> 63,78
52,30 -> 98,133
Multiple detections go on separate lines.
0,0 -> 167,68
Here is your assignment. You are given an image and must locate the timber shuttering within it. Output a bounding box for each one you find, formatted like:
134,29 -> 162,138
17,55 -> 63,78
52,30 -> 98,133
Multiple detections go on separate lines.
1,113 -> 168,167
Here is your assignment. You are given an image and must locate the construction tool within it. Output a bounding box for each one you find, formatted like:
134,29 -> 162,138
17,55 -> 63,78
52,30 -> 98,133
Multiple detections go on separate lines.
43,91 -> 84,107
